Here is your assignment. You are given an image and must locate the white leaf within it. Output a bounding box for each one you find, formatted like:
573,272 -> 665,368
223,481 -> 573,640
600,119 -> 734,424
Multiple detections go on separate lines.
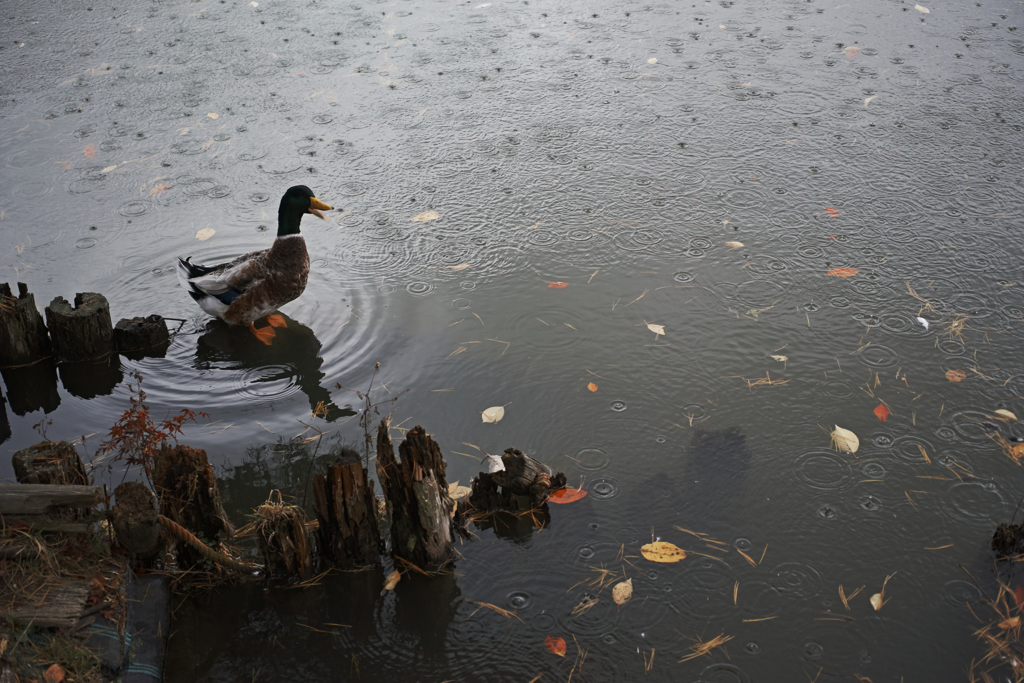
207,112 -> 219,119
832,425 -> 860,454
870,592 -> 883,610
916,317 -> 929,330
411,210 -> 440,222
770,355 -> 788,363
482,406 -> 505,424
646,323 -> 665,336
914,3 -> 929,12
449,263 -> 470,271
646,57 -> 657,64
864,95 -> 878,107
995,409 -> 1018,421
725,241 -> 744,249
101,165 -> 117,173
486,454 -> 505,473
195,228 -> 216,241
612,578 -> 633,606
250,1 -> 258,6
476,2 -> 491,6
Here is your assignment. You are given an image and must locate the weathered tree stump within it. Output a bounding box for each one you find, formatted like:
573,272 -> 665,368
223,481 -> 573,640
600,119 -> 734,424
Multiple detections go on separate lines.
313,447 -> 381,569
45,292 -> 114,363
468,449 -> 567,512
114,315 -> 170,360
12,440 -> 87,486
0,282 -> 52,368
112,482 -> 164,566
376,420 -> 455,571
254,496 -> 313,579
152,444 -> 234,569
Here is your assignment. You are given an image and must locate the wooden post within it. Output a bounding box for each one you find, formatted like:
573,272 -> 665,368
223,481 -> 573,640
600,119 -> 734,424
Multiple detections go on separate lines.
152,444 -> 234,569
254,496 -> 312,579
45,292 -> 114,363
312,448 -> 381,568
0,282 -> 52,368
114,315 -> 170,359
112,482 -> 164,566
375,420 -> 455,572
12,441 -> 87,486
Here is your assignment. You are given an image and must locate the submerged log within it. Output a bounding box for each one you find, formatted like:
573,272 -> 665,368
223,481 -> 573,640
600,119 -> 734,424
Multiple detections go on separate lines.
376,420 -> 455,572
112,482 -> 164,566
45,292 -> 114,363
0,282 -> 52,368
254,496 -> 312,579
12,440 -> 88,486
152,444 -> 234,569
313,447 -> 381,569
114,315 -> 170,360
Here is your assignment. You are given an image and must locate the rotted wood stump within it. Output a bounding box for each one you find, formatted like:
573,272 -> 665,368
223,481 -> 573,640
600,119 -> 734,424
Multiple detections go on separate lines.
112,482 -> 164,566
376,420 -> 455,572
12,440 -> 87,486
45,292 -> 114,363
152,444 -> 234,569
0,282 -> 52,368
468,448 -> 566,512
254,497 -> 312,579
114,315 -> 170,360
312,447 -> 381,569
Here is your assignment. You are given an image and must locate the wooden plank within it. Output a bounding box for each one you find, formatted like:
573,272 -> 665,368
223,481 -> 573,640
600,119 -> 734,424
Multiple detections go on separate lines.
0,483 -> 102,515
3,580 -> 91,628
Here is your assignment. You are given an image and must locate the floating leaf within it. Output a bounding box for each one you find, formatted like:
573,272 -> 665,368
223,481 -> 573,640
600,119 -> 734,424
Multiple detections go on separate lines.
44,664 -> 66,683
1000,616 -> 1021,630
916,316 -> 929,330
150,183 -> 171,197
411,210 -> 440,222
449,263 -> 470,271
873,404 -> 890,422
250,1 -> 258,5
827,268 -> 859,277
1014,586 -> 1024,609
101,164 -> 117,173
196,228 -> 216,241
825,206 -> 839,217
647,57 -> 657,64
481,406 -> 505,424
83,145 -> 98,158
994,409 -> 1018,421
869,592 -> 883,611
545,635 -> 567,657
770,355 -> 787,363
864,95 -> 878,107
915,3 -> 929,12
832,425 -> 860,454
549,487 -> 587,504
485,454 -> 505,473
647,322 -> 666,336
725,241 -> 744,249
640,541 -> 687,563
1012,444 -> 1024,461
548,281 -> 569,289
207,112 -> 219,119
612,578 -> 633,607
945,369 -> 966,383
383,569 -> 401,591
587,382 -> 598,392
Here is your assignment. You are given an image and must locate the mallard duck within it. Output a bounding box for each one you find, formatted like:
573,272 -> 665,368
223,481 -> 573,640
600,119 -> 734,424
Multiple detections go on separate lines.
176,185 -> 333,345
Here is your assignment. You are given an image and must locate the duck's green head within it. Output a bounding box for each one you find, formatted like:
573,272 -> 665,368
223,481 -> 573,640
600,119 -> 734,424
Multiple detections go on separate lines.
277,185 -> 333,236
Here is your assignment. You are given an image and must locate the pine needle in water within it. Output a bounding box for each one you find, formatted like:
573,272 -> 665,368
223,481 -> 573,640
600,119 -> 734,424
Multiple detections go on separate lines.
677,633 -> 734,663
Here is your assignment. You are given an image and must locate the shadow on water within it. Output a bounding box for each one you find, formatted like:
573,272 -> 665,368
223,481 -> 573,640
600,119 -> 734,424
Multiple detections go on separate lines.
194,314 -> 353,423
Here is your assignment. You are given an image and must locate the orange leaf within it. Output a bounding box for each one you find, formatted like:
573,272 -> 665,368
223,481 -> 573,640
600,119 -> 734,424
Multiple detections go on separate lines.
825,206 -> 839,217
548,487 -> 587,504
545,635 -> 567,657
1014,586 -> 1024,609
548,281 -> 568,289
587,382 -> 598,392
827,268 -> 859,277
873,404 -> 889,422
44,664 -> 66,683
83,145 -> 98,159
149,183 -> 171,197
945,369 -> 966,383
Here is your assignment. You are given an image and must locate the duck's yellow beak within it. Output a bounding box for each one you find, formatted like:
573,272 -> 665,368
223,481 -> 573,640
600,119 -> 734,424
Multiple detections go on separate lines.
308,196 -> 333,220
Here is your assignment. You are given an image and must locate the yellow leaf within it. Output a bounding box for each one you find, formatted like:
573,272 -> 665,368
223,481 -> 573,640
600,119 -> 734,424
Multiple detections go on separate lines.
195,228 -> 216,241
101,165 -> 117,173
725,241 -> 744,249
449,263 -> 470,271
411,210 -> 440,222
945,369 -> 966,382
915,3 -> 929,12
448,481 -> 471,500
587,382 -> 598,392
869,593 -> 883,611
612,578 -> 633,606
207,112 -> 219,119
1000,616 -> 1020,630
646,322 -> 666,336
832,425 -> 859,454
481,406 -> 505,424
640,541 -> 687,563
383,569 -> 400,591
995,409 -> 1018,421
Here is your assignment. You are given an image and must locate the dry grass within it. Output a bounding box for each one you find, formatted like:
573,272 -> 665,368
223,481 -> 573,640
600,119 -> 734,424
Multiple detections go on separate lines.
968,574 -> 1024,683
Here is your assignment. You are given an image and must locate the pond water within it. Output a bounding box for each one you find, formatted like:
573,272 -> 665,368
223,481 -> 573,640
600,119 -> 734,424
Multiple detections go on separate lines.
2,0 -> 1024,679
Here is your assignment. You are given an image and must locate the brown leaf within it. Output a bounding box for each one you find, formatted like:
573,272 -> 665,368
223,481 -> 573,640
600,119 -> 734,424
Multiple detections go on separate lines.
44,664 -> 66,683
544,635 -> 566,657
827,267 -> 859,277
150,183 -> 171,197
945,369 -> 966,382
873,404 -> 889,422
548,487 -> 587,504
825,206 -> 839,217
587,382 -> 598,392
612,578 -> 633,607
548,281 -> 568,289
83,145 -> 98,159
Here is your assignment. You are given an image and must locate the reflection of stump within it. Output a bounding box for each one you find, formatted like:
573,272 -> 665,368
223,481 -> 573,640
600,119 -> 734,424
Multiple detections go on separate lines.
45,292 -> 114,363
12,441 -> 87,486
112,482 -> 163,566
114,315 -> 170,360
152,444 -> 234,569
313,448 -> 381,568
0,360 -> 60,415
0,282 -> 52,368
376,421 -> 455,571
993,523 -> 1023,556
254,498 -> 312,579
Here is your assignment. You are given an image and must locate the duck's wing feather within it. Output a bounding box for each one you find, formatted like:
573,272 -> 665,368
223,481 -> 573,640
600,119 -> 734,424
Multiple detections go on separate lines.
178,249 -> 270,295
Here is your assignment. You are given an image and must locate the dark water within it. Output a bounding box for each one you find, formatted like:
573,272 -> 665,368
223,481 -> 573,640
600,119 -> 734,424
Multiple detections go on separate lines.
2,0 -> 1024,679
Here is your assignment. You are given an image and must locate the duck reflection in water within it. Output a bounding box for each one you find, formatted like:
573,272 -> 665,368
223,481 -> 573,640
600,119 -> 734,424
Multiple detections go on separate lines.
193,314 -> 352,422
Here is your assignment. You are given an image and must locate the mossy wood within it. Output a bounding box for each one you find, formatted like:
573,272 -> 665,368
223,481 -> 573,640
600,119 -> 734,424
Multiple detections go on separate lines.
312,450 -> 381,568
0,282 -> 52,368
376,420 -> 455,571
45,292 -> 114,363
12,440 -> 88,486
112,481 -> 164,566
152,444 -> 234,569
